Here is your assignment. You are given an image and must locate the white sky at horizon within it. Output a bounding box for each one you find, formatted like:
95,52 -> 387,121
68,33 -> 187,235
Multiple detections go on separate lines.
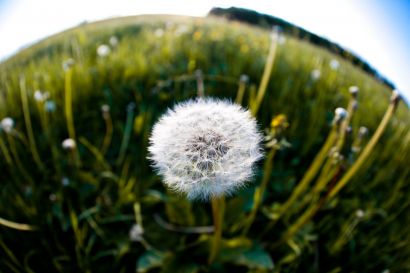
0,0 -> 409,100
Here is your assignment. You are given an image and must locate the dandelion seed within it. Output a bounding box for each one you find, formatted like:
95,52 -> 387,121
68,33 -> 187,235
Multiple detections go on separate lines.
0,117 -> 14,133
109,36 -> 119,47
148,98 -> 263,200
49,193 -> 57,202
62,58 -> 75,71
329,59 -> 340,70
311,69 -> 321,81
97,44 -> 111,57
62,138 -> 76,150
154,28 -> 164,38
129,224 -> 144,242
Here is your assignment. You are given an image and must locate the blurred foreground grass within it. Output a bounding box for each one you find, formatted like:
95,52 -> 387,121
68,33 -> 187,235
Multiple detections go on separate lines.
0,15 -> 409,273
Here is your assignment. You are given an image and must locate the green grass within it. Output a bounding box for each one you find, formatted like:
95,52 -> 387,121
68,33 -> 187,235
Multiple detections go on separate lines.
0,15 -> 409,273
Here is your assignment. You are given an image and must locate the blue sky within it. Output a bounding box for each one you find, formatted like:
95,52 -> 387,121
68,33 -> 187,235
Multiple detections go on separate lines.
0,0 -> 409,100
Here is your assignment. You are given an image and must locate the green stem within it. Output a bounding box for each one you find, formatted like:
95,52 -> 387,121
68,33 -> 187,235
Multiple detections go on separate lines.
251,30 -> 278,116
276,100 -> 398,244
208,196 -> 225,264
327,102 -> 396,200
64,68 -> 76,140
235,78 -> 247,104
242,149 -> 276,235
101,113 -> 113,155
0,217 -> 36,231
275,126 -> 338,221
0,136 -> 12,165
20,76 -> 44,170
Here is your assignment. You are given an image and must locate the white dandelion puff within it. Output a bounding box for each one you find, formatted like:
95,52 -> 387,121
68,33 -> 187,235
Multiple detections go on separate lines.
97,44 -> 111,57
62,138 -> 76,150
148,98 -> 263,200
0,117 -> 14,133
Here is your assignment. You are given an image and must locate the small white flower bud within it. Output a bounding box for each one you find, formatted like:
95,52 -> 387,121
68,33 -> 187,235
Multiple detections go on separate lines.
97,44 -> 111,57
109,36 -> 119,47
358,126 -> 368,138
329,59 -> 340,70
0,117 -> 14,133
311,69 -> 321,81
240,74 -> 249,84
62,58 -> 75,71
129,224 -> 144,242
62,138 -> 76,150
356,209 -> 365,218
334,107 -> 348,121
390,90 -> 401,105
349,86 -> 359,97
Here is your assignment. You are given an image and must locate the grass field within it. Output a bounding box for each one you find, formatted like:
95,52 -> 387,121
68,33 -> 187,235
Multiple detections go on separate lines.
0,15 -> 409,273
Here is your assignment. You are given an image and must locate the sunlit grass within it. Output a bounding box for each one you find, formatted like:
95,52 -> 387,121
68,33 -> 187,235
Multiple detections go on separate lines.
0,15 -> 409,273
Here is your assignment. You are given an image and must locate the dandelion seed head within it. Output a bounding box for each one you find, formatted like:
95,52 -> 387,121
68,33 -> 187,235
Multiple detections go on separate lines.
0,117 -> 14,133
62,138 -> 76,150
97,44 -> 111,57
148,98 -> 263,200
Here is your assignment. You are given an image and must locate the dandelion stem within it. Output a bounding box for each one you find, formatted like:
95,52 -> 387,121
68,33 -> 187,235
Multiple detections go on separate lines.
0,217 -> 36,231
275,126 -> 338,222
251,29 -> 278,116
7,134 -> 33,185
235,76 -> 247,104
0,137 -> 12,165
209,195 -> 225,264
101,112 -> 113,155
276,98 -> 398,244
64,68 -> 76,141
116,104 -> 135,166
327,100 -> 397,200
242,148 -> 276,235
19,76 -> 44,170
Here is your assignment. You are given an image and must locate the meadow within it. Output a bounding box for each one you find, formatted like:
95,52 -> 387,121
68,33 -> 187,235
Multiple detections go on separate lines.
0,15 -> 409,272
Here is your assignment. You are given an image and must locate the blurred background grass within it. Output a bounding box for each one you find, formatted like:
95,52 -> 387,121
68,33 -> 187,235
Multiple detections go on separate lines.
0,15 -> 409,272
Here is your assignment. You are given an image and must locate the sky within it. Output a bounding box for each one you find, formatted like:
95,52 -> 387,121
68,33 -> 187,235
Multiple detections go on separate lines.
0,0 -> 409,100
